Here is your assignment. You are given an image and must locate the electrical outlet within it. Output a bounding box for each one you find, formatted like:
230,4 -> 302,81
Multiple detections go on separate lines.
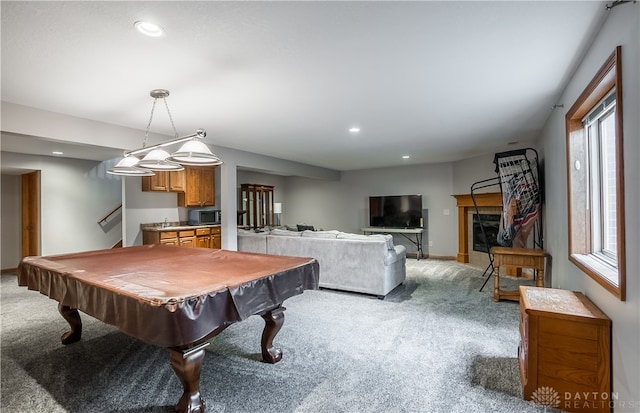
443,209 -> 450,216
428,241 -> 433,247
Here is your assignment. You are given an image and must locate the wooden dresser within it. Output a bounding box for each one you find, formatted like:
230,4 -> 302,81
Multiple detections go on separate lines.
518,286 -> 611,413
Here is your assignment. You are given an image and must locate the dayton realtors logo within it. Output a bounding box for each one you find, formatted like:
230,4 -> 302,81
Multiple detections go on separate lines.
532,386 -> 634,410
531,386 -> 561,408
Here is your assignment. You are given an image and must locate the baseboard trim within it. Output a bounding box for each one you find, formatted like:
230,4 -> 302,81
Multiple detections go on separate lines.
406,253 -> 456,260
1,268 -> 17,274
429,255 -> 457,260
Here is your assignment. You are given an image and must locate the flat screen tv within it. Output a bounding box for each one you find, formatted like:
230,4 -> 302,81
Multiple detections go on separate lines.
369,195 -> 423,228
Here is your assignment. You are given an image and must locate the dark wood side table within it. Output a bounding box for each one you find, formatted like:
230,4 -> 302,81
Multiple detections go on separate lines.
491,247 -> 547,302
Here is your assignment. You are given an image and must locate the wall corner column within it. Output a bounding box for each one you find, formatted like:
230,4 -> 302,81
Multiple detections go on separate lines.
219,161 -> 237,250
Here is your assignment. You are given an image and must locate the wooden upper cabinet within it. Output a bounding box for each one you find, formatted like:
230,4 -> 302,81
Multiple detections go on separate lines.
142,171 -> 169,191
169,169 -> 186,191
142,170 -> 186,192
177,166 -> 216,207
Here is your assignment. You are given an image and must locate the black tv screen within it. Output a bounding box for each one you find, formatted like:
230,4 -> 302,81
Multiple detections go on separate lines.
369,195 -> 423,228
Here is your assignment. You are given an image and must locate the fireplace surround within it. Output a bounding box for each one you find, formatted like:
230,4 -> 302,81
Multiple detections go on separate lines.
452,192 -> 503,265
472,214 -> 501,253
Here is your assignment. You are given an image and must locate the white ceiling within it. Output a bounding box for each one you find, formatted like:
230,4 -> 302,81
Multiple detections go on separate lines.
1,1 -> 608,171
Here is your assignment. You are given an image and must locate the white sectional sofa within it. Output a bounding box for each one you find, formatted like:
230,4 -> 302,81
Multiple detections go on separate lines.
238,229 -> 406,297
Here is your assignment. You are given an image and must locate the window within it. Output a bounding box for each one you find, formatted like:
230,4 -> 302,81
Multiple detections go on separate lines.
565,46 -> 626,300
584,93 -> 617,265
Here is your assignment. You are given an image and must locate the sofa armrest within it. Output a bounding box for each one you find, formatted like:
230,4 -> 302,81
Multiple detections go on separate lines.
237,233 -> 268,253
384,245 -> 406,266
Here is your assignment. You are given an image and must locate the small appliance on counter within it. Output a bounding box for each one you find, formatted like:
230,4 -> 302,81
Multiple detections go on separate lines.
188,208 -> 221,225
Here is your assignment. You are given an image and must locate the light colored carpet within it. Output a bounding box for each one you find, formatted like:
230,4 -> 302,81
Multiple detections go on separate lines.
1,258 -> 561,412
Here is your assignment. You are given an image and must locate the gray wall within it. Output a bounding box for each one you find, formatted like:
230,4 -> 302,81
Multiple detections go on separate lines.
451,138 -> 541,195
242,156 -> 517,259
1,174 -> 21,269
282,163 -> 458,257
236,170 -> 287,226
1,6 -> 637,402
541,5 -> 639,408
0,152 -> 122,257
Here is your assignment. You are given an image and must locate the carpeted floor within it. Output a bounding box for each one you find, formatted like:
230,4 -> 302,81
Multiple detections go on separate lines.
1,259 -> 561,412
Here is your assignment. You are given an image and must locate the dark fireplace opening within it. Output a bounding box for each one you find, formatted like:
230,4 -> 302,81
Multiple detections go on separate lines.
473,214 -> 501,253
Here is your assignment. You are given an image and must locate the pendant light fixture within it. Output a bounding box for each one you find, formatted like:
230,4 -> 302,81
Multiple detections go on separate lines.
107,89 -> 222,176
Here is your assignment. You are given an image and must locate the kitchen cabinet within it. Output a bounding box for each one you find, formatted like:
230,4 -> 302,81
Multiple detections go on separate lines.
141,170 -> 186,192
142,225 -> 221,250
159,231 -> 179,246
177,166 -> 215,207
178,230 -> 196,247
196,228 -> 211,248
518,286 -> 611,413
211,226 -> 221,249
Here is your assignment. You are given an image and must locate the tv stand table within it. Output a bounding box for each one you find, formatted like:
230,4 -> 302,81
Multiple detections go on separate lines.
362,227 -> 424,260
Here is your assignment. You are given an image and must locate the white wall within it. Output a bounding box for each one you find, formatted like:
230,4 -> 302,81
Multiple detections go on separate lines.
123,176 -> 183,247
1,174 -> 21,269
0,152 -> 122,256
120,153 -> 335,247
239,149 -> 541,259
451,138 -> 541,195
281,162 -> 459,257
541,4 -> 639,408
237,170 -> 287,224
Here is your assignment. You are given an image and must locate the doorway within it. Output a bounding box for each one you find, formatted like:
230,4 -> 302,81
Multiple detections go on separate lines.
21,170 -> 40,258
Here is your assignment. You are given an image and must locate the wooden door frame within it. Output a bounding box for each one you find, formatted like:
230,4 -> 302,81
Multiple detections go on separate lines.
21,170 -> 40,258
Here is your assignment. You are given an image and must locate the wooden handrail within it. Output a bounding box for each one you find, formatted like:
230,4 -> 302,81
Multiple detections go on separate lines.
98,204 -> 122,224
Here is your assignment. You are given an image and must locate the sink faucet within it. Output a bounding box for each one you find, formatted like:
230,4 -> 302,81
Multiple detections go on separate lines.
162,218 -> 169,228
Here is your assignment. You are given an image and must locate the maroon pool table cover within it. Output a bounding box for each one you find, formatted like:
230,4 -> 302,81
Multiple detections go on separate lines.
17,245 -> 319,348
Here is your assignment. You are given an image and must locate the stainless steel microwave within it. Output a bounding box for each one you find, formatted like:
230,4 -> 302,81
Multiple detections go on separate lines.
188,209 -> 220,225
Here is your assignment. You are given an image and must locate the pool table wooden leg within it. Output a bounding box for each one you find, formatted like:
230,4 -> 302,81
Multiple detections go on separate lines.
260,305 -> 285,363
58,303 -> 82,344
169,343 -> 210,413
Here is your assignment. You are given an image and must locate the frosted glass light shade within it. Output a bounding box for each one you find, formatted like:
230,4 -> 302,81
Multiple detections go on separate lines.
273,203 -> 282,214
138,149 -> 184,170
107,156 -> 156,176
168,139 -> 223,166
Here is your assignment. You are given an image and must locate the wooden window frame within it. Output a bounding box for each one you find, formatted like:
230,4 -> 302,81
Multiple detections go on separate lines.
565,46 -> 626,300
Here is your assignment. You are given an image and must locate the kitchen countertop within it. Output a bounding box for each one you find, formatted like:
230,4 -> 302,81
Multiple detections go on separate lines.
141,222 -> 221,232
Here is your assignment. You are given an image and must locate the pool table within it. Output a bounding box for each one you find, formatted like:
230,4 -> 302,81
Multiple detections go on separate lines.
17,244 -> 319,413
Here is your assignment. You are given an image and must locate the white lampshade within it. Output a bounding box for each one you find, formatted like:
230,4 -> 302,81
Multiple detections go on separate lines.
138,149 -> 185,170
107,156 -> 156,176
273,203 -> 282,214
168,139 -> 223,166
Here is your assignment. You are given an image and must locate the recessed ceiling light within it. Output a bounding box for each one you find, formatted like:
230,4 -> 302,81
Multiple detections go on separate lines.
52,151 -> 64,155
134,21 -> 165,37
402,155 -> 410,159
349,127 -> 360,133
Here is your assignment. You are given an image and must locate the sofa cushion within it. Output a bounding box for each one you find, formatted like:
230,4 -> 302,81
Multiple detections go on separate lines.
237,230 -> 268,254
270,228 -> 302,237
238,228 -> 268,236
301,230 -> 340,239
336,232 -> 394,250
